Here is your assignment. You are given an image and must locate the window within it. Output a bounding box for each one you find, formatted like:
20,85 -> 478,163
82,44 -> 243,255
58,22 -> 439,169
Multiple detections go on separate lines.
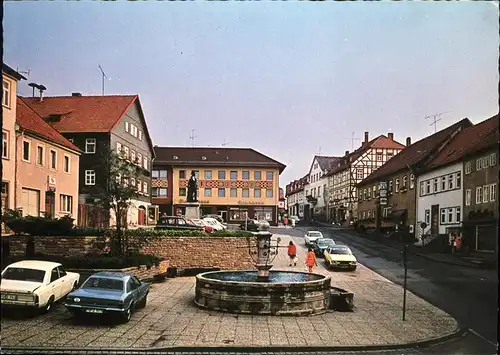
204,170 -> 212,180
356,168 -> 364,180
376,152 -> 383,161
372,185 -> 377,197
425,209 -> 430,225
137,153 -> 142,166
447,208 -> 453,223
230,171 -> 238,180
137,180 -> 142,193
130,178 -> 136,189
465,162 -> 471,174
367,187 -> 371,199
85,170 -> 96,185
2,131 -> 8,159
218,171 -> 226,180
230,188 -> 237,197
395,179 -> 400,193
410,174 -> 415,189
254,171 -> 262,180
266,189 -> 273,198
204,188 -> 212,197
158,188 -> 167,197
179,188 -> 186,196
242,188 -> 249,198
131,150 -> 136,164
242,171 -> 250,180
456,172 -> 461,188
440,209 -> 446,224
433,179 -> 438,193
402,176 -> 407,188
425,181 -> 431,194
50,150 -> 57,169
22,140 -> 30,161
85,138 -> 96,154
50,268 -> 59,283
143,157 -> 148,170
387,150 -> 394,158
218,188 -> 226,197
490,153 -> 497,166
476,187 -> 482,204
3,80 -> 11,108
483,156 -> 489,169
266,171 -> 274,181
64,155 -> 70,173
456,207 -> 461,223
465,189 -> 471,206
419,181 -> 424,196
441,177 -> 446,191
60,194 -> 73,213
476,158 -> 482,171
36,146 -> 44,166
125,121 -> 129,132
124,146 -> 129,160
448,175 -> 454,189
139,130 -> 143,141
482,185 -> 489,203
254,188 -> 261,198
388,180 -> 393,193
179,170 -> 186,179
116,142 -> 122,155
489,183 -> 496,201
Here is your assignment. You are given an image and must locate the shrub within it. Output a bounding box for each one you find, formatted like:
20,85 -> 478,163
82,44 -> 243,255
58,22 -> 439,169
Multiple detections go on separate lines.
2,210 -> 75,236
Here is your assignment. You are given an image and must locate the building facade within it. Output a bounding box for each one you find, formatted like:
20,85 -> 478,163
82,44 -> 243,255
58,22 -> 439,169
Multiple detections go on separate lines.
2,64 -> 26,229
285,175 -> 308,218
153,147 -> 286,225
327,132 -> 406,224
23,94 -> 156,228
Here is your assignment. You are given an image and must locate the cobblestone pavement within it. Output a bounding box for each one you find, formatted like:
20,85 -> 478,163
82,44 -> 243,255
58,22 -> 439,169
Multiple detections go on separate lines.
0,234 -> 458,351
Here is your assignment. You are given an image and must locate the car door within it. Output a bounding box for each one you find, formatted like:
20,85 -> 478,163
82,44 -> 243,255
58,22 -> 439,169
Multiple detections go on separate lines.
57,266 -> 72,295
49,267 -> 64,301
131,276 -> 146,301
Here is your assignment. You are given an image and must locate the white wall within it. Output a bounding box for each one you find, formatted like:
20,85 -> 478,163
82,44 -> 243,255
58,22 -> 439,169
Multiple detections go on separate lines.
306,158 -> 329,209
416,162 -> 463,238
286,190 -> 305,217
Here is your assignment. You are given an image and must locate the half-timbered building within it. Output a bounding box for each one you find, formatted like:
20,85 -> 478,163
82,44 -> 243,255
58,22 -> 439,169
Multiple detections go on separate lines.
326,132 -> 406,224
285,175 -> 308,219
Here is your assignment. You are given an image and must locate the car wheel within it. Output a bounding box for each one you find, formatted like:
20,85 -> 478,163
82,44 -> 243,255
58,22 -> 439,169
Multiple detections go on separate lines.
137,294 -> 148,308
120,306 -> 132,323
351,266 -> 357,271
43,296 -> 54,313
72,281 -> 78,291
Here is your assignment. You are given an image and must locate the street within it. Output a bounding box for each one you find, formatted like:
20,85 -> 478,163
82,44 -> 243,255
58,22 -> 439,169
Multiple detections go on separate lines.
270,226 -> 497,355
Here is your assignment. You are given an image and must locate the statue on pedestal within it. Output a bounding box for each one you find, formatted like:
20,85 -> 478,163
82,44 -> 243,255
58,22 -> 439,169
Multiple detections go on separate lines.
186,170 -> 198,203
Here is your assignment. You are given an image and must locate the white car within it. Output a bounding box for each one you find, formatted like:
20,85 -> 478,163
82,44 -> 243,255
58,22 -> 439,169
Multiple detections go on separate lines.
202,217 -> 227,231
304,231 -> 324,246
1,260 -> 80,313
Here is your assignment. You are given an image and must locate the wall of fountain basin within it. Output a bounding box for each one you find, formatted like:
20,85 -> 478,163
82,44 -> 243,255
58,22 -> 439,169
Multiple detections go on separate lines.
194,270 -> 332,316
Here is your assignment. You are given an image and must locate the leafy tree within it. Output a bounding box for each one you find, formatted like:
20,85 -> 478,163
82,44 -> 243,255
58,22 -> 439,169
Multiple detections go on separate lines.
88,149 -> 142,256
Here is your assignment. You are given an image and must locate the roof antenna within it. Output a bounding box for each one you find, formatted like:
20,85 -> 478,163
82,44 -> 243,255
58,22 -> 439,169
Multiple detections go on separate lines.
345,132 -> 360,150
98,65 -> 110,96
425,111 -> 451,133
222,138 -> 230,147
318,146 -> 322,155
16,67 -> 30,77
189,129 -> 197,147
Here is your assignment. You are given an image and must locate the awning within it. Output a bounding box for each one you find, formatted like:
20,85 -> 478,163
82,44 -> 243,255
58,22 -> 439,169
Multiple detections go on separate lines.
390,209 -> 407,219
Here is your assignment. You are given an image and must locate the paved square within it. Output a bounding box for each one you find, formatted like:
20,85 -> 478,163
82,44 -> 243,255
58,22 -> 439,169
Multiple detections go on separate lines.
0,234 -> 458,349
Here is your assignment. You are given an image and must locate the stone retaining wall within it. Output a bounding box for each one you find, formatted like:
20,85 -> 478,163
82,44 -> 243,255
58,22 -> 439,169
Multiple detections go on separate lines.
2,235 -> 254,270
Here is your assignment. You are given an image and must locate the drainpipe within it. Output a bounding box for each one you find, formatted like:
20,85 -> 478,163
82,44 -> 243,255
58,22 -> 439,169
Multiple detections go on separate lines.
14,123 -> 24,213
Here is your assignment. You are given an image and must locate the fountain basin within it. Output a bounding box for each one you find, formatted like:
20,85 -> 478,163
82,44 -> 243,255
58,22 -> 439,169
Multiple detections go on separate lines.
194,270 -> 331,315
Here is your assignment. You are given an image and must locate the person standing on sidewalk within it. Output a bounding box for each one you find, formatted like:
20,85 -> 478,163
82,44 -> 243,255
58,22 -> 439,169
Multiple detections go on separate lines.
305,247 -> 318,273
287,241 -> 297,266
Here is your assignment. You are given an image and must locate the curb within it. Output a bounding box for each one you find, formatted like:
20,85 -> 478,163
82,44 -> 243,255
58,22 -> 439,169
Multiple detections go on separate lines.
0,325 -> 469,354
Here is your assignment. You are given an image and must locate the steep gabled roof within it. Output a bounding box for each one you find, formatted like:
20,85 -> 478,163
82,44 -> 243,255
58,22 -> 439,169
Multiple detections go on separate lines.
424,114 -> 499,170
16,98 -> 80,152
326,135 -> 405,176
359,118 -> 473,186
153,147 -> 286,173
316,156 -> 342,171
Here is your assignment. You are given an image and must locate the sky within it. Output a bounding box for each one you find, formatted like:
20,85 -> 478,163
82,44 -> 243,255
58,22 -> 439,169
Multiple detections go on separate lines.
4,1 -> 499,186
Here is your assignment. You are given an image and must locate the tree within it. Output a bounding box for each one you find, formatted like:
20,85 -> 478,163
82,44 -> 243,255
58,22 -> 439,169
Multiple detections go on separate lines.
89,149 -> 142,256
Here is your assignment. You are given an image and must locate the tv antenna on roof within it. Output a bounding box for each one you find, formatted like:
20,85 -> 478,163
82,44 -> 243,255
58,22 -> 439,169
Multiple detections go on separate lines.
98,65 -> 110,96
425,111 -> 451,133
317,146 -> 322,155
222,138 -> 230,147
16,67 -> 30,77
346,132 -> 361,150
189,129 -> 197,147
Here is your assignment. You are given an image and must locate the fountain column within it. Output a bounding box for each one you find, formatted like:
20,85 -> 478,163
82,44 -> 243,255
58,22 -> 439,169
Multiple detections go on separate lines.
253,231 -> 273,280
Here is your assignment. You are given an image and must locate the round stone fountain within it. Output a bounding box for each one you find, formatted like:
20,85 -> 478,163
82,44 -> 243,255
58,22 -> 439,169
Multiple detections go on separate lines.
194,224 -> 331,315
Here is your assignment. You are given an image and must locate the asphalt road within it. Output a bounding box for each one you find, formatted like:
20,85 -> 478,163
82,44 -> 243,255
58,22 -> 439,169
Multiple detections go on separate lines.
269,226 -> 498,355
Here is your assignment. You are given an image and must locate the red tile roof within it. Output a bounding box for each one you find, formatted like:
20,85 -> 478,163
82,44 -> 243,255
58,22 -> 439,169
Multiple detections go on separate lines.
16,98 -> 81,152
326,135 -> 406,176
424,114 -> 499,170
359,118 -> 473,186
22,95 -> 137,133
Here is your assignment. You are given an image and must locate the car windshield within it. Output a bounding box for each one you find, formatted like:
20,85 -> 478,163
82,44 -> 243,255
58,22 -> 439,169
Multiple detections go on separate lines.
2,267 -> 45,283
329,247 -> 352,255
190,219 -> 203,226
308,232 -> 322,237
317,239 -> 335,247
81,277 -> 124,291
205,220 -> 216,226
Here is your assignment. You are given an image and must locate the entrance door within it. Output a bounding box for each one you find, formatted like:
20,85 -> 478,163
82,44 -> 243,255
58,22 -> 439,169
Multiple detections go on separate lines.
220,210 -> 227,223
45,191 -> 55,218
138,207 -> 146,225
431,204 -> 439,237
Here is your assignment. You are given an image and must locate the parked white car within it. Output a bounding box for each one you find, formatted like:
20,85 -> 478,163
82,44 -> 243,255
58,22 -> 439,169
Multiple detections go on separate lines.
1,260 -> 80,313
202,217 -> 227,231
304,231 -> 324,246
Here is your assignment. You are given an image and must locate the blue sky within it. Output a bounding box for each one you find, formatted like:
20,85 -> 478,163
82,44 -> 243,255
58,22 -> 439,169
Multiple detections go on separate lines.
4,1 -> 499,186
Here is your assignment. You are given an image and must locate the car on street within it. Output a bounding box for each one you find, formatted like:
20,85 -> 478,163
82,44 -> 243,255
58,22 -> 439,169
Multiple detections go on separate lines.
202,214 -> 225,224
155,216 -> 204,231
65,272 -> 150,323
304,231 -> 324,246
239,219 -> 260,231
312,238 -> 336,257
1,260 -> 80,313
324,245 -> 357,271
187,218 -> 214,233
202,217 -> 227,231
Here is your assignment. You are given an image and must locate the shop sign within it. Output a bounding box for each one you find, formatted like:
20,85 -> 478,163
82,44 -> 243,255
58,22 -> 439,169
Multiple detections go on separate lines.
238,200 -> 265,205
178,199 -> 210,204
379,197 -> 387,205
379,181 -> 388,204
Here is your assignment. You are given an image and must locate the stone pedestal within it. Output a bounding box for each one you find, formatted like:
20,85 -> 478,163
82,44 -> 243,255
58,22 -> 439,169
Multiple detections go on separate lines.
185,202 -> 201,219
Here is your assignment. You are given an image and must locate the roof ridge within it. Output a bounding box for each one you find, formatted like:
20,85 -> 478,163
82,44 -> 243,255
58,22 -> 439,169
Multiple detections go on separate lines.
21,94 -> 137,99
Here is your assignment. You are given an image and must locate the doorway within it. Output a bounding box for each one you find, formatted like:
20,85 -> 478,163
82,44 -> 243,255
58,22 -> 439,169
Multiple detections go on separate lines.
431,204 -> 439,237
45,191 -> 55,218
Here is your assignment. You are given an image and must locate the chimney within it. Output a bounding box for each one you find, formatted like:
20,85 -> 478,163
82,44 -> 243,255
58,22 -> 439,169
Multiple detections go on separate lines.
388,132 -> 394,140
345,150 -> 349,156
364,131 -> 369,144
406,137 -> 412,146
72,92 -> 82,97
38,85 -> 47,102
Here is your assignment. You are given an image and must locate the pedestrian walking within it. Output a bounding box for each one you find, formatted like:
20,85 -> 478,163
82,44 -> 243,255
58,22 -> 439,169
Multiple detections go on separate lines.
305,247 -> 318,273
283,216 -> 288,228
287,241 -> 297,266
291,218 -> 296,228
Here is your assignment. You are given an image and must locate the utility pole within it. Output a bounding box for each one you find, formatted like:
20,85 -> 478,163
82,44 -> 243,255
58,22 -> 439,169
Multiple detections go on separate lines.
346,132 -> 361,151
425,112 -> 451,133
189,129 -> 197,147
98,65 -> 108,96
